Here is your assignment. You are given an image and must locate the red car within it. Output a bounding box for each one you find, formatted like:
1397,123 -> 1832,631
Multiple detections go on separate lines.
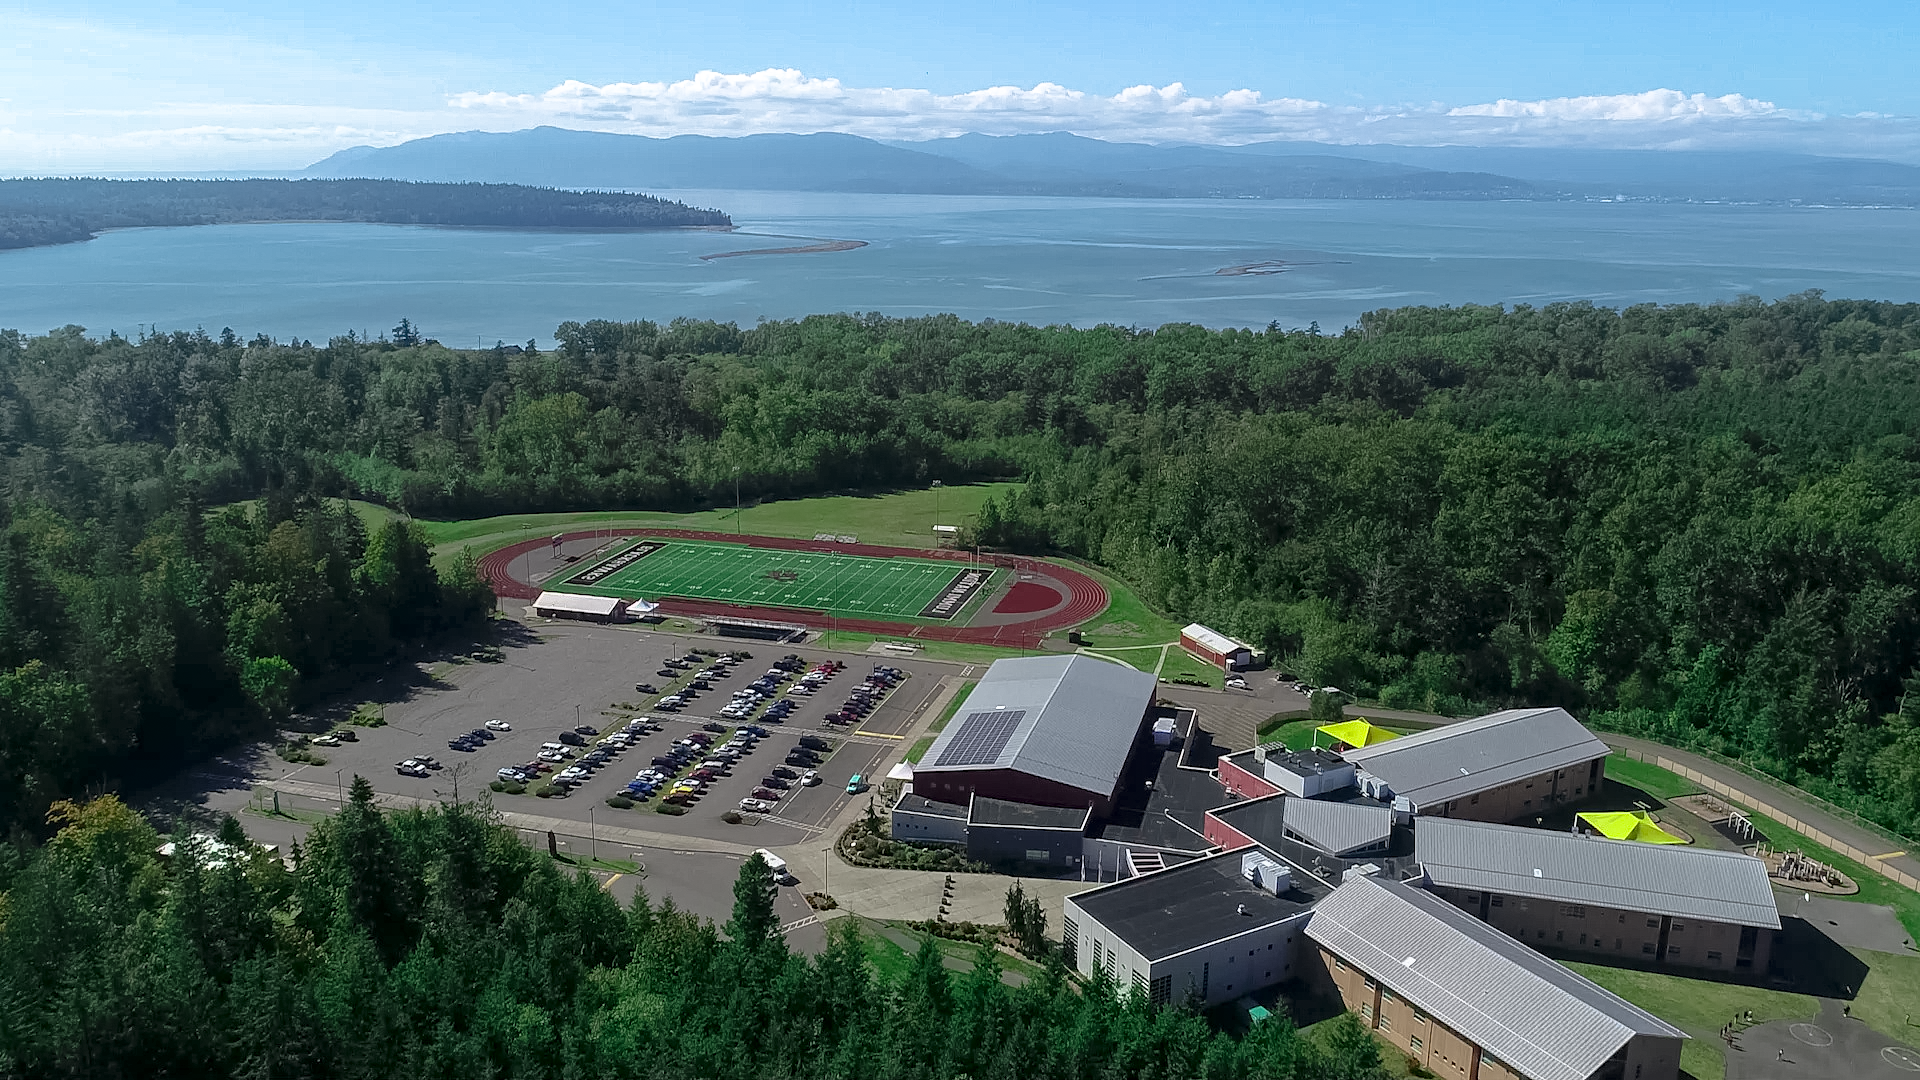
751,787 -> 782,801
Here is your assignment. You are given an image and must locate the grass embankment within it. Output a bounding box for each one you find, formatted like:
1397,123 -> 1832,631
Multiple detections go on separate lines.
418,482 -> 1021,566
1066,562 -> 1182,647
1564,963 -> 1815,1080
852,917 -> 1045,984
1154,647 -> 1226,688
1609,754 -> 1920,940
907,680 -> 978,764
1256,715 -> 1419,748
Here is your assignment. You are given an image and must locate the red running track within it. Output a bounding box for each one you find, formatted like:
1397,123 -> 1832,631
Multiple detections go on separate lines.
993,580 -> 1063,614
478,528 -> 1108,648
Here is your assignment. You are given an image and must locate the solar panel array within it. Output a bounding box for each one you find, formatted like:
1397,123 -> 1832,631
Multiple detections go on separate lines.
933,709 -> 1028,767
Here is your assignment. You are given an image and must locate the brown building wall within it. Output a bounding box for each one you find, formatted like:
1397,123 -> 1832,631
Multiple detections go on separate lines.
1315,946 -> 1678,1080
1433,886 -> 1774,975
1418,756 -> 1607,823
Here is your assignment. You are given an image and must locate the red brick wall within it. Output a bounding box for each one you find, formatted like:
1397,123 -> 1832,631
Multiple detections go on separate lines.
1203,811 -> 1256,850
1219,756 -> 1279,800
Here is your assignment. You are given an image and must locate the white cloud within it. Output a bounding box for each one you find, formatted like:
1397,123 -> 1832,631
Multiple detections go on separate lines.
1449,89 -> 1788,121
448,69 -> 1327,143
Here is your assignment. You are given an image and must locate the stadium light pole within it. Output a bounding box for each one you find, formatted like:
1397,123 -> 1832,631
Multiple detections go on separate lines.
932,479 -> 942,536
734,467 -> 742,535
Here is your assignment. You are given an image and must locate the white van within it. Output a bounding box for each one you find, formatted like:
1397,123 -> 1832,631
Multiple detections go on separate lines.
752,848 -> 796,885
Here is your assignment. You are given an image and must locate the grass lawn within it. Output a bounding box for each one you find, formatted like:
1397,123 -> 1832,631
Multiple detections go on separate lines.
1609,756 -> 1920,940
855,918 -> 1044,985
1156,647 -> 1225,688
810,630 -> 1045,666
1848,947 -> 1920,1047
1256,714 -> 1418,748
905,735 -> 936,765
551,853 -> 642,875
419,482 -> 1021,565
1564,962 -> 1817,1080
1065,563 -> 1182,647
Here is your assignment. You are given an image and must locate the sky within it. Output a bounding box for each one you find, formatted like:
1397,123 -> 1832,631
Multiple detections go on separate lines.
3,0 -> 1918,171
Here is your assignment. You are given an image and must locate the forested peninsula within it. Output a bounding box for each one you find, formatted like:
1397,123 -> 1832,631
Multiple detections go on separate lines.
0,178 -> 730,250
1,293 -> 1918,847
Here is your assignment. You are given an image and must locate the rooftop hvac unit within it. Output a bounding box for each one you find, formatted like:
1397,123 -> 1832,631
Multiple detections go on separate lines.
1240,851 -> 1292,895
1359,773 -> 1394,802
1152,718 -> 1177,747
1253,744 -> 1269,763
1341,862 -> 1382,884
1391,796 -> 1413,824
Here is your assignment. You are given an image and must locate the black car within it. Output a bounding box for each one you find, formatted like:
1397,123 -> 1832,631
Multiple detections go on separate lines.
651,755 -> 678,767
744,725 -> 770,737
784,754 -> 815,768
690,679 -> 711,690
656,668 -> 677,678
448,738 -> 476,751
635,682 -> 658,694
771,765 -> 799,778
470,728 -> 494,741
574,724 -> 598,735
558,730 -> 587,746
759,776 -> 791,790
702,721 -> 727,733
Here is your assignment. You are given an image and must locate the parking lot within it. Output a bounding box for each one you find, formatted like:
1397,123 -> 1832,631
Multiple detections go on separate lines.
275,624 -> 958,848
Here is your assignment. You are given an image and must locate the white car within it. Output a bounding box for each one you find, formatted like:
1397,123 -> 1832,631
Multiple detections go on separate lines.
395,760 -> 429,778
537,750 -> 567,763
738,798 -> 772,813
312,734 -> 341,747
800,770 -> 821,787
485,719 -> 512,731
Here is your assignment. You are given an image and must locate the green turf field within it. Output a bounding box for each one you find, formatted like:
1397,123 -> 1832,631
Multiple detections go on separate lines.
559,538 -> 998,621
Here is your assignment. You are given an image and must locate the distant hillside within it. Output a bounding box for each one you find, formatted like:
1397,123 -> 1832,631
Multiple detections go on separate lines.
305,128 -> 1015,193
305,127 -> 1538,199
0,178 -> 729,251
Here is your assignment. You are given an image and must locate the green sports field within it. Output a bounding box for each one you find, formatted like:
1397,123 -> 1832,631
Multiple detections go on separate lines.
558,538 -> 999,621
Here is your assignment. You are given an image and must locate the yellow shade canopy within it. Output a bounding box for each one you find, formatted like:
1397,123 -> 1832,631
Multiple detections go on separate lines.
1316,719 -> 1400,749
1577,810 -> 1687,845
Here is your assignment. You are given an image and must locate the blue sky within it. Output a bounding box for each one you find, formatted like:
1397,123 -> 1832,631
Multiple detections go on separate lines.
4,0 -> 1917,169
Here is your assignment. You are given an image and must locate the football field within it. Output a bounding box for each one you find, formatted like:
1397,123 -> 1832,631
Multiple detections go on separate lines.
558,538 -> 998,621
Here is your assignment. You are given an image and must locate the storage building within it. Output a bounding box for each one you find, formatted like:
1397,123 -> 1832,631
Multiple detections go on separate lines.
965,796 -> 1090,867
911,655 -> 1156,815
532,591 -> 634,623
1179,623 -> 1255,670
1341,708 -> 1610,821
1063,845 -> 1330,1008
1307,875 -> 1687,1080
1415,818 -> 1780,974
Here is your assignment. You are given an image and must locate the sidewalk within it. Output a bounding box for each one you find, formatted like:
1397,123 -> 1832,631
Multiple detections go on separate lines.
1605,734 -> 1920,894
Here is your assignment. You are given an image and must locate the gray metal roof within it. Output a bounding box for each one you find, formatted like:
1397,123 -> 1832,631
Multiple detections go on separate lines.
1415,818 -> 1781,928
1282,798 -> 1393,856
1342,708 -> 1609,809
914,655 -> 1156,800
1067,846 -> 1330,961
1306,876 -> 1687,1080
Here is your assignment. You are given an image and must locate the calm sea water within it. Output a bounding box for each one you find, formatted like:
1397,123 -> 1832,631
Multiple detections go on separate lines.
2,190 -> 1917,345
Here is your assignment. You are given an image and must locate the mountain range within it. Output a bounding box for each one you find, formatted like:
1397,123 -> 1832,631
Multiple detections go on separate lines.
305,128 -> 1920,206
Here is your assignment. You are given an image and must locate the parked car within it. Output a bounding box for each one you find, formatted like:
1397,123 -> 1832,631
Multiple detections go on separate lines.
759,776 -> 790,790
690,679 -> 711,690
702,720 -> 727,732
738,798 -> 772,814
743,724 -> 770,737
485,718 -> 512,731
396,761 -> 429,777
574,724 -> 598,735
799,735 -> 832,751
801,770 -> 821,786
750,787 -> 782,801
785,754 -> 815,768
470,728 -> 495,741
634,682 -> 658,694
537,750 -> 567,763
313,734 -> 341,747
771,765 -> 799,779
558,730 -> 587,746
448,739 -> 477,751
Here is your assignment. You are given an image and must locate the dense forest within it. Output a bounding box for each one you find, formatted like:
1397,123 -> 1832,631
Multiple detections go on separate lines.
0,789 -> 1387,1079
0,179 -> 730,251
1,293 -> 1918,845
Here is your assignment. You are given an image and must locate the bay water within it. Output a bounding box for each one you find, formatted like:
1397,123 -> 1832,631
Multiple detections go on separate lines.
1,189 -> 1915,345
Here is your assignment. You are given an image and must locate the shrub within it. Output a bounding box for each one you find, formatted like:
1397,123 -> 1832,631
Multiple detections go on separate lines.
655,803 -> 688,816
489,780 -> 506,792
606,795 -> 634,809
721,810 -> 743,824
349,702 -> 386,727
504,782 -> 526,795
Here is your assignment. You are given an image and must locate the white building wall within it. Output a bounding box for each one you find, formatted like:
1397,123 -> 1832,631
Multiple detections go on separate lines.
1064,898 -> 1314,1010
889,807 -> 968,845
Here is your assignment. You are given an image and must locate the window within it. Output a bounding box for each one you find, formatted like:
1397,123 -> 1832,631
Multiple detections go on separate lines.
1673,922 -> 1685,932
1642,943 -> 1657,955
1132,970 -> 1147,997
1470,793 -> 1480,805
1579,933 -> 1588,945
1668,945 -> 1682,956
1377,1013 -> 1391,1033
1707,951 -> 1723,962
1556,930 -> 1564,942
1491,896 -> 1503,908
1382,989 -> 1397,1004
1150,974 -> 1172,1007
1409,1036 -> 1423,1053
1559,904 -> 1586,918
1647,918 -> 1660,928
1063,918 -> 1078,965
1614,938 -> 1623,950
1619,913 -> 1626,924
1363,977 -> 1377,990
1201,962 -> 1209,998
1335,957 -> 1348,971
1413,1009 -> 1429,1025
1360,1002 -> 1373,1021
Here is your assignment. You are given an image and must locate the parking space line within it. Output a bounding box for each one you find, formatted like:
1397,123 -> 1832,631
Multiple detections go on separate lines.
602,873 -> 623,892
